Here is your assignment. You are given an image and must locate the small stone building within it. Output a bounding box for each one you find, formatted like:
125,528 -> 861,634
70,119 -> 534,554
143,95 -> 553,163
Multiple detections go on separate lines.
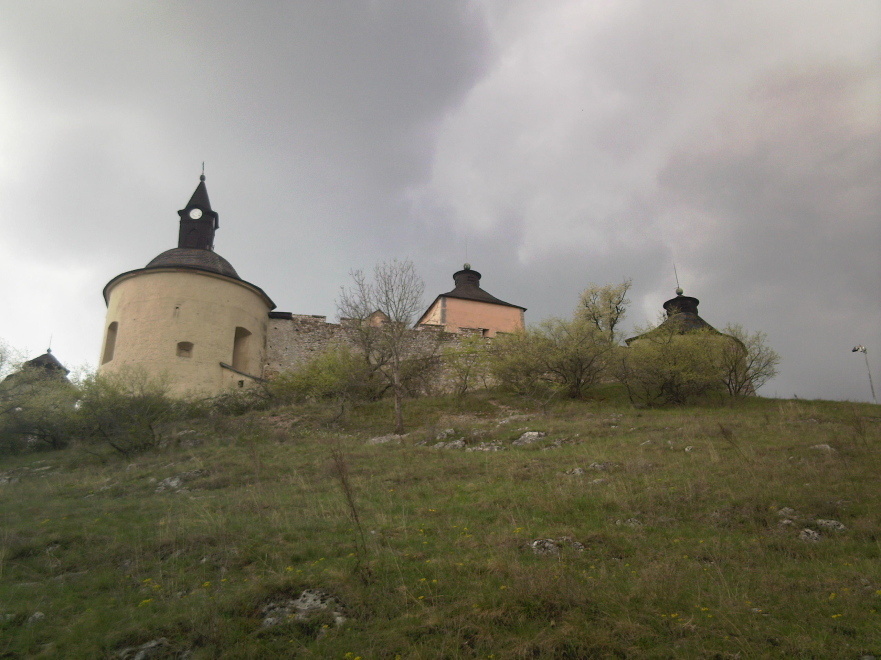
416,265 -> 525,337
2,349 -> 69,386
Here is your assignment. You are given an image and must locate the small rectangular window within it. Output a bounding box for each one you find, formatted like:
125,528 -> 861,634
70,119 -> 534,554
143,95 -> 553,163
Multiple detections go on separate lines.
177,341 -> 194,358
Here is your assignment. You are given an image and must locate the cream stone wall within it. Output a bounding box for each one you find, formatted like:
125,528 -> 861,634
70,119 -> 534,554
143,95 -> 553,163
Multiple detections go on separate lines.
419,300 -> 444,326
426,297 -> 524,337
100,269 -> 273,396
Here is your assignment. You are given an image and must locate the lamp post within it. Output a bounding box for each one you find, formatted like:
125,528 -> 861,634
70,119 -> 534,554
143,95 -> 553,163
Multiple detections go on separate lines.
852,345 -> 877,404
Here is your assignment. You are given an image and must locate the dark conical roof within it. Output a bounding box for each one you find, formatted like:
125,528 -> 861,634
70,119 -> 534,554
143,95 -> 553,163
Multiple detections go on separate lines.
438,265 -> 525,310
185,174 -> 213,212
625,291 -> 720,345
3,349 -> 70,384
23,349 -> 69,376
145,248 -> 240,279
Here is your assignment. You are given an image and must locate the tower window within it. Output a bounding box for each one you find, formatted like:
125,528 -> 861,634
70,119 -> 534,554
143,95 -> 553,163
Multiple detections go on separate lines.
232,327 -> 251,372
177,341 -> 194,358
102,322 -> 118,364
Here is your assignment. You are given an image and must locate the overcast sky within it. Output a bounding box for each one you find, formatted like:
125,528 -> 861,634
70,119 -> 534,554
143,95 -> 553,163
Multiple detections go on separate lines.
1,1 -> 878,401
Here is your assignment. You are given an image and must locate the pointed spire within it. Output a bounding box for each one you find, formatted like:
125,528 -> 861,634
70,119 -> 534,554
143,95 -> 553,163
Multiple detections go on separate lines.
185,177 -> 213,212
177,172 -> 219,250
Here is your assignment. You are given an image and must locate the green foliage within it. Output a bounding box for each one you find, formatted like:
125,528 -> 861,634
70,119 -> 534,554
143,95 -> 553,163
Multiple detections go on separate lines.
442,334 -> 492,396
76,368 -> 194,456
489,330 -> 555,400
620,328 -> 732,405
267,345 -> 380,405
577,278 -> 632,343
721,323 -> 782,396
490,319 -> 613,399
0,368 -> 79,453
205,387 -> 273,416
1,395 -> 879,658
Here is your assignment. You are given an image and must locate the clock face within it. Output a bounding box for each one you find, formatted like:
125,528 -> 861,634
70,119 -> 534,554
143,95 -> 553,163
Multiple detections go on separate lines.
189,208 -> 203,219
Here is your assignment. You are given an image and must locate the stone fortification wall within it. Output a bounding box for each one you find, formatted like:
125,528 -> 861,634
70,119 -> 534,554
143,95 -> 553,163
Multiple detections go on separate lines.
264,315 -> 351,378
264,314 -> 465,379
263,314 -> 497,394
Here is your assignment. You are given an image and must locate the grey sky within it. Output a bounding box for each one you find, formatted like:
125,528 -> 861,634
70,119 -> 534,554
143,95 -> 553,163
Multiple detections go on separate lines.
1,1 -> 878,400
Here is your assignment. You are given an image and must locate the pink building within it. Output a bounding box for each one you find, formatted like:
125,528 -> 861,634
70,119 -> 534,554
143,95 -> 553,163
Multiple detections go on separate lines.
417,265 -> 526,337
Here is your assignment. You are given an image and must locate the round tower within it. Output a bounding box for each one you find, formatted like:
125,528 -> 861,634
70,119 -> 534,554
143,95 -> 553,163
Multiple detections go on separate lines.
99,176 -> 275,396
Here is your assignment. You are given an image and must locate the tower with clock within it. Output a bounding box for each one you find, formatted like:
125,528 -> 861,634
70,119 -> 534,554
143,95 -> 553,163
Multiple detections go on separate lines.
177,174 -> 219,250
98,175 -> 276,395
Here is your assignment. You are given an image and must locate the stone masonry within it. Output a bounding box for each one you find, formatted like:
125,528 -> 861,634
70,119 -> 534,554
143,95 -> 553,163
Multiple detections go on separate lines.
263,314 -> 471,385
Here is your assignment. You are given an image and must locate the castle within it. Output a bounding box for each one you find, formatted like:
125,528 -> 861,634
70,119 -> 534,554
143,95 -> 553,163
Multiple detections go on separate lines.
98,177 -> 526,396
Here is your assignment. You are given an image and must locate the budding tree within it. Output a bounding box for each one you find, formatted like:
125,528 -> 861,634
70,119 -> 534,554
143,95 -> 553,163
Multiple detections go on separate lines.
337,259 -> 425,434
720,324 -> 781,396
577,279 -> 632,344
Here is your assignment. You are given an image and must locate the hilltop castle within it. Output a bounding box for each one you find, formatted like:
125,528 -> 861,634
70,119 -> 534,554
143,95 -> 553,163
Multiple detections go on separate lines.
99,177 -> 525,395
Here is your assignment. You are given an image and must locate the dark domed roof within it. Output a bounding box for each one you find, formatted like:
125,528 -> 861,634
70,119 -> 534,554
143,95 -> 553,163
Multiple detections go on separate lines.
145,248 -> 239,279
440,266 -> 525,310
625,292 -> 722,345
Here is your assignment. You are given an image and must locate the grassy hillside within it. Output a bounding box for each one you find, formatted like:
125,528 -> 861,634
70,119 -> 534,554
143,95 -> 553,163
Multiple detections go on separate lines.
2,391 -> 880,658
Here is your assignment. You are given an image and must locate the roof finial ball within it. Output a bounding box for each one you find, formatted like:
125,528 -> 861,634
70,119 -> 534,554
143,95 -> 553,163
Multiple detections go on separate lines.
676,287 -> 683,296
464,263 -> 471,270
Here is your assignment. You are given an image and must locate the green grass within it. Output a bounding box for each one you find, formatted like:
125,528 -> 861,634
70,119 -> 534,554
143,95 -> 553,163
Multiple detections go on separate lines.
2,392 -> 880,658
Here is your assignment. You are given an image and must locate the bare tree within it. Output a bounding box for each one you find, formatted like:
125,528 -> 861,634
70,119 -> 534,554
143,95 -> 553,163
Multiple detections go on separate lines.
720,324 -> 781,396
577,279 -> 632,344
337,259 -> 425,434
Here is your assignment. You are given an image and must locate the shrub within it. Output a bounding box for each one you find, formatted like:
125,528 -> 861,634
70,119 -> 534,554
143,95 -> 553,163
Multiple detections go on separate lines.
443,334 -> 492,396
720,323 -> 781,396
206,387 -> 273,416
0,368 -> 79,453
619,328 -> 731,405
76,368 -> 193,456
267,345 -> 380,405
490,319 -> 613,399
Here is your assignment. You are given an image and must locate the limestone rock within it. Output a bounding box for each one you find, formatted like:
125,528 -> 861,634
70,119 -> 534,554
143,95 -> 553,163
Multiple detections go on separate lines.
366,434 -> 403,445
432,439 -> 465,450
799,528 -> 821,542
260,589 -> 346,628
154,469 -> 208,493
465,442 -> 505,452
116,638 -> 175,660
513,431 -> 546,446
815,519 -> 846,531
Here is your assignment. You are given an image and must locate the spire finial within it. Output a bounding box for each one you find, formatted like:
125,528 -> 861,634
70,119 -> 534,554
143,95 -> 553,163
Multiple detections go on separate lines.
200,162 -> 205,182
673,262 -> 683,296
